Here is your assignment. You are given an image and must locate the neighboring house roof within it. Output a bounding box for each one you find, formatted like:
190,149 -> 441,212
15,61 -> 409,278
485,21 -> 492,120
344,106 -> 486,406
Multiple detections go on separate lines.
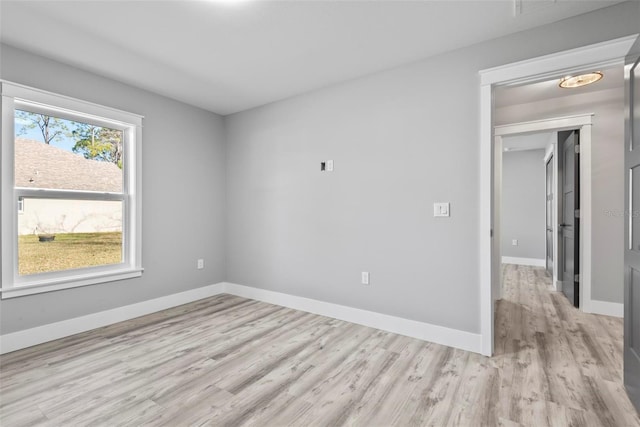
15,138 -> 122,192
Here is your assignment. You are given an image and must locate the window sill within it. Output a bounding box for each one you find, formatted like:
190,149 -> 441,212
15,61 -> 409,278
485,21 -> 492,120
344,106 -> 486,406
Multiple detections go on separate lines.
0,268 -> 144,299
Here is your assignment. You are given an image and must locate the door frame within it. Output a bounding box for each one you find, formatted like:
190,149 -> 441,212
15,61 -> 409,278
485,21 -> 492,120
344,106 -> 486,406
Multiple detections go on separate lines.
544,141 -> 560,290
545,151 -> 554,278
478,34 -> 639,357
493,117 -> 591,303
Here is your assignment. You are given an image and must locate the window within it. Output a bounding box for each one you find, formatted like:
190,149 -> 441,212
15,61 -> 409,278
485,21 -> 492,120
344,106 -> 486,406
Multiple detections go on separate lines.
1,81 -> 143,298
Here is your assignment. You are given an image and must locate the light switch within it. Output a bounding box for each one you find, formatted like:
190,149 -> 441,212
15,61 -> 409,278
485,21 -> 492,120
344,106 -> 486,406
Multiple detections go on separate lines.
326,160 -> 334,172
361,272 -> 370,285
433,202 -> 450,217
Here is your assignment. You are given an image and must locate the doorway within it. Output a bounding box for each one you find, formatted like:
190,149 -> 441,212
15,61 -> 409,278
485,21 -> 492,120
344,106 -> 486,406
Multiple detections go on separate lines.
478,34 -> 638,357
494,120 -> 590,307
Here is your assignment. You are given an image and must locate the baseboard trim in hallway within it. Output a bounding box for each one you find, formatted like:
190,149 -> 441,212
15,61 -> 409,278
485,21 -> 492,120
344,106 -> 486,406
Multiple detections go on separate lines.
501,256 -> 546,267
0,281 -> 482,355
589,299 -> 624,318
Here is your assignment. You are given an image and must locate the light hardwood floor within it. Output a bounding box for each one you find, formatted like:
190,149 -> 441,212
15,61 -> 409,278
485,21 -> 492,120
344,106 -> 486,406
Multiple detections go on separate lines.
1,265 -> 639,426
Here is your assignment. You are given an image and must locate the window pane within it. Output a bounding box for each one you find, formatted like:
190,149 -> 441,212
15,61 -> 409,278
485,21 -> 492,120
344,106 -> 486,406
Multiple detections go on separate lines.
18,198 -> 123,276
15,110 -> 123,192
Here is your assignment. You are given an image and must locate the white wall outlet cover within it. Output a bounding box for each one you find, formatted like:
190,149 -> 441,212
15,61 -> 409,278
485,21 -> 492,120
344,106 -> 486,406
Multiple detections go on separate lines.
361,271 -> 370,285
433,202 -> 450,217
197,259 -> 204,269
512,239 -> 518,246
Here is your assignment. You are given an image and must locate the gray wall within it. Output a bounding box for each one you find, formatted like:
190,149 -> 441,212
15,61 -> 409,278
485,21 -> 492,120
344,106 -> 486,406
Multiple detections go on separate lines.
496,86 -> 625,304
501,149 -> 546,260
225,1 -> 639,333
1,1 -> 638,336
0,44 -> 227,334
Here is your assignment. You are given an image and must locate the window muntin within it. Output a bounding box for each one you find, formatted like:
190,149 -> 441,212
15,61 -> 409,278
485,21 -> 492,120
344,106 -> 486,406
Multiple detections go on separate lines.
1,81 -> 143,298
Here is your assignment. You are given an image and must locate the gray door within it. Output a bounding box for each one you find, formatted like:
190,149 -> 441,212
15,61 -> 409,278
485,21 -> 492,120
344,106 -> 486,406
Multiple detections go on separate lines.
624,48 -> 640,413
558,130 -> 579,307
546,156 -> 554,276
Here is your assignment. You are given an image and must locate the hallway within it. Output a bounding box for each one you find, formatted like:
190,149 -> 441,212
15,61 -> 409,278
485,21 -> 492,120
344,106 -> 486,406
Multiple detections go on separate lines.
495,264 -> 639,426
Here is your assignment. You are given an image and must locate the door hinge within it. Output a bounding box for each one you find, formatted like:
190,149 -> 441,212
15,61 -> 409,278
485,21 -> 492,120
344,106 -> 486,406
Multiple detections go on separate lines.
574,274 -> 580,283
575,144 -> 580,154
575,209 -> 580,218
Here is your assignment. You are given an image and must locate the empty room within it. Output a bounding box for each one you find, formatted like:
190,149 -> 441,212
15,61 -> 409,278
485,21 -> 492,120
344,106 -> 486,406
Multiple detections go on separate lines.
1,1 -> 640,426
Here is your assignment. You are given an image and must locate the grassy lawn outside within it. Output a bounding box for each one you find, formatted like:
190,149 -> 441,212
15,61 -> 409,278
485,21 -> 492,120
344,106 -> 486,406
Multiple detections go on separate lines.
18,232 -> 122,276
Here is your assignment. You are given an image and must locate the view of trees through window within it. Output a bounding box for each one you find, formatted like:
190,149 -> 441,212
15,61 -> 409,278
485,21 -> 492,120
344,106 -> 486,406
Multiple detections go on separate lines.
15,110 -> 124,276
16,110 -> 124,168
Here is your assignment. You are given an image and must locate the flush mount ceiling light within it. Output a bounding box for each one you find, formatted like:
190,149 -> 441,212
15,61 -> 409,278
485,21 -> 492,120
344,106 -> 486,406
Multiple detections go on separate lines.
559,72 -> 603,88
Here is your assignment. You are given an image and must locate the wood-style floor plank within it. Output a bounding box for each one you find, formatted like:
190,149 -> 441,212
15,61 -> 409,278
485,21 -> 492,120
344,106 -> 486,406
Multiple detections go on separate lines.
1,265 -> 639,426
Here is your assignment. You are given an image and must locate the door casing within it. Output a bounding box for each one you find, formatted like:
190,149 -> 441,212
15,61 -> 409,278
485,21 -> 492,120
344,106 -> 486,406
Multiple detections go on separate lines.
546,154 -> 554,277
493,118 -> 591,304
478,34 -> 639,356
623,47 -> 640,414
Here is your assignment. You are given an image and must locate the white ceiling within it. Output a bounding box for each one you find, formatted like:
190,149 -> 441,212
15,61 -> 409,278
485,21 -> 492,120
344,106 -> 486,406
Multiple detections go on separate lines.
0,0 -> 625,115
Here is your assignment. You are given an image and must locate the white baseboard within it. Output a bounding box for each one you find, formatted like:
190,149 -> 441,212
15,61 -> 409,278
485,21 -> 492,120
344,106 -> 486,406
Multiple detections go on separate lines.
555,280 -> 562,292
588,299 -> 623,318
1,282 -> 483,355
502,256 -> 546,267
0,283 -> 226,354
224,282 -> 482,354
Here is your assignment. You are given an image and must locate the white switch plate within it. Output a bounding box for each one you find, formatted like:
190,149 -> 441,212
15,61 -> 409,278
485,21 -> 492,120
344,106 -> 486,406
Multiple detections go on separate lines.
361,272 -> 370,285
512,239 -> 518,246
326,160 -> 334,172
433,202 -> 450,217
197,259 -> 204,269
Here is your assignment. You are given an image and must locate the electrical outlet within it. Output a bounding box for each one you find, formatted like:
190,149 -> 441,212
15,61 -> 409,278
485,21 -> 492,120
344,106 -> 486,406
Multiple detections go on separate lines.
512,239 -> 518,246
361,271 -> 370,285
197,259 -> 204,269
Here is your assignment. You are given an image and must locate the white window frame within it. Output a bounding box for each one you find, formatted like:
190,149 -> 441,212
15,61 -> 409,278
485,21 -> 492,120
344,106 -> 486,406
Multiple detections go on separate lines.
1,81 -> 143,298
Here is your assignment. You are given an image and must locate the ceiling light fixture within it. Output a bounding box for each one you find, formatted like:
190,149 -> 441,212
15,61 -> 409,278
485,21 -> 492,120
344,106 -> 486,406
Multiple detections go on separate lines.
559,72 -> 603,88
